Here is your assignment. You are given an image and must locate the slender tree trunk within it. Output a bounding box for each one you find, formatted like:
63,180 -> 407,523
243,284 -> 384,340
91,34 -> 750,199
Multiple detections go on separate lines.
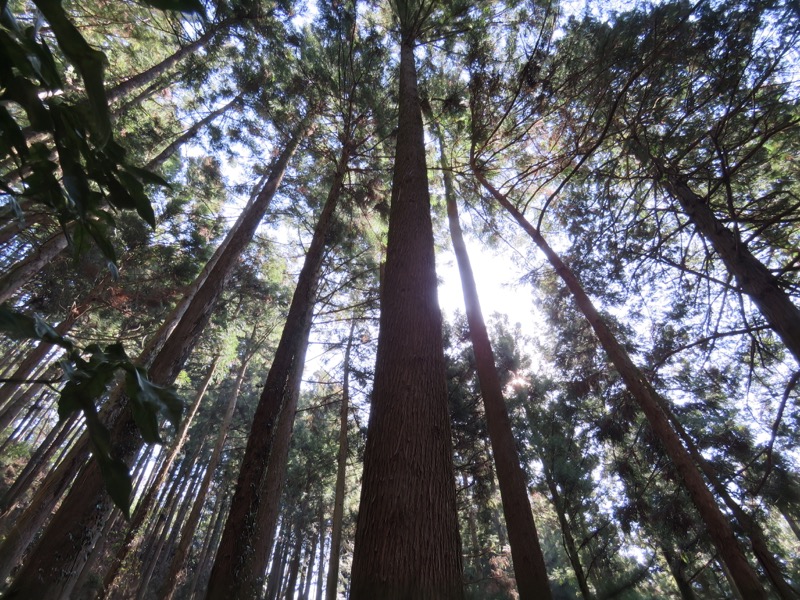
0,433 -> 86,582
284,526 -> 304,600
137,461 -> 203,600
314,506 -> 325,600
325,318 -> 354,600
101,355 -> 220,597
631,139 -> 800,365
206,142 -> 348,598
0,232 -> 69,304
106,22 -> 229,104
145,97 -> 241,170
3,115 -> 312,600
436,126 -> 551,600
350,39 -> 463,599
265,529 -> 289,600
300,535 -> 317,600
0,294 -> 95,429
187,490 -> 229,600
542,466 -> 593,600
160,350 -> 252,600
0,412 -> 78,516
474,169 -> 767,599
662,545 -> 698,600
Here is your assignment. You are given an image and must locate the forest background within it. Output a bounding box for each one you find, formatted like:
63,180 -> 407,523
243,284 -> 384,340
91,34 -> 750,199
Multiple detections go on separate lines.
0,0 -> 798,598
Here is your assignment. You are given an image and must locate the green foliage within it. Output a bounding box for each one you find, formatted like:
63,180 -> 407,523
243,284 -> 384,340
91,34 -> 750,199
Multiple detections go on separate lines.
0,305 -> 182,516
0,0 -> 172,267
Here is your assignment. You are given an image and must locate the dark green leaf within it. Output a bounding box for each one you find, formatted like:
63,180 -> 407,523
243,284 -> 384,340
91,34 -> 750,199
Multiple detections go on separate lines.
123,164 -> 170,188
137,0 -> 206,17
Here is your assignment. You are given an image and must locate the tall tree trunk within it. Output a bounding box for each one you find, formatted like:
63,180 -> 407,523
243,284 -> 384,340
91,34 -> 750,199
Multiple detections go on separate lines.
283,526 -> 304,600
187,490 -> 230,600
630,138 -> 800,366
265,527 -> 289,600
206,142 -> 349,598
106,22 -> 230,104
101,354 -> 220,597
300,535 -> 317,600
436,125 -> 551,600
350,38 -> 463,599
474,169 -> 767,599
541,464 -> 593,600
3,115 -> 313,600
161,349 -> 252,600
325,317 -> 354,600
314,505 -> 325,600
662,545 -> 698,600
145,97 -> 241,170
136,459 -> 203,600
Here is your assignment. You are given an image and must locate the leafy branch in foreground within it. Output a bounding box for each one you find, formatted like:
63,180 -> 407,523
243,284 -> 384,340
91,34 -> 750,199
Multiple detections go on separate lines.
0,305 -> 183,516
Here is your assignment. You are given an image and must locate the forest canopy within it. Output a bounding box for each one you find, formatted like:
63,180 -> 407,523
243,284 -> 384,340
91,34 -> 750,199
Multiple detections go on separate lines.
0,0 -> 798,598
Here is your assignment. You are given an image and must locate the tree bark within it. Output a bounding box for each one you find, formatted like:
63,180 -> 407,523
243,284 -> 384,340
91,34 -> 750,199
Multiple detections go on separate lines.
206,141 -> 347,599
350,39 -> 463,599
474,169 -> 767,599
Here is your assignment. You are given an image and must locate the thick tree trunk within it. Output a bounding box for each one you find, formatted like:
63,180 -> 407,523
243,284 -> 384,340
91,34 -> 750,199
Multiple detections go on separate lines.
206,143 -> 348,599
160,351 -> 251,600
325,318 -> 354,600
350,40 -> 463,599
631,139 -> 800,366
474,169 -> 767,599
3,116 -> 313,600
436,126 -> 551,600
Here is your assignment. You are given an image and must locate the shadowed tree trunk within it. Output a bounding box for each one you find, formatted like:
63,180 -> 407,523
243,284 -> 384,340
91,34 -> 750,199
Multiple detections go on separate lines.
349,29 -> 463,598
325,317 -> 354,600
474,168 -> 767,600
206,141 -> 350,598
435,122 -> 552,600
0,232 -> 69,304
160,346 -> 253,600
2,115 -> 313,600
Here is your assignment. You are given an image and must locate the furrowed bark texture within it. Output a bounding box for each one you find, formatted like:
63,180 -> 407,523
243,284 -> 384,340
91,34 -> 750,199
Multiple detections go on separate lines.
349,40 -> 463,599
475,169 -> 767,600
